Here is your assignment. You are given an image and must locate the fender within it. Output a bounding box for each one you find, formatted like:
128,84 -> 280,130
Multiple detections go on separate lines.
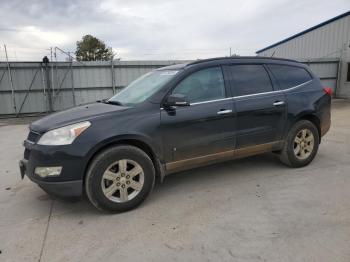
84,133 -> 166,182
287,110 -> 321,139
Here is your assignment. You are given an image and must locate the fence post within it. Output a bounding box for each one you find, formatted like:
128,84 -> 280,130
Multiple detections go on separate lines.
40,64 -> 48,113
70,59 -> 76,106
111,55 -> 116,94
335,59 -> 341,98
4,45 -> 17,114
45,63 -> 53,112
50,47 -> 55,97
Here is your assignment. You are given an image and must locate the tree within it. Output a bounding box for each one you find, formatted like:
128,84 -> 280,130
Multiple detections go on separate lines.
75,35 -> 113,61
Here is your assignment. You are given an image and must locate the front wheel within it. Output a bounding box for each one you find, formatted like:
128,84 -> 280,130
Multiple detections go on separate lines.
279,120 -> 319,167
85,145 -> 155,212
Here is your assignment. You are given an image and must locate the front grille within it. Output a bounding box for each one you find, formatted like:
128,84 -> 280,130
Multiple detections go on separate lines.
27,130 -> 41,143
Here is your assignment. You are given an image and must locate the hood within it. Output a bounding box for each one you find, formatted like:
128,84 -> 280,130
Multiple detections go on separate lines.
30,102 -> 129,133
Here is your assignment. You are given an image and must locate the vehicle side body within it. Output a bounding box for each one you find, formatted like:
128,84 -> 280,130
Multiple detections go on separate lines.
21,57 -> 331,198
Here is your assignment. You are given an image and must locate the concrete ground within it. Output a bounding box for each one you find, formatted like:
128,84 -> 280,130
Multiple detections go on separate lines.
0,100 -> 349,262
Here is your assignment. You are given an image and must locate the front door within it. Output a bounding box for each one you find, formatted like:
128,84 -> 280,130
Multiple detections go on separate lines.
160,67 -> 235,172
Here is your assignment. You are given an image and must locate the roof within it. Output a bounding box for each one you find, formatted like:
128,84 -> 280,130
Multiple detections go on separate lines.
156,63 -> 189,70
187,56 -> 298,65
256,10 -> 350,54
156,56 -> 305,71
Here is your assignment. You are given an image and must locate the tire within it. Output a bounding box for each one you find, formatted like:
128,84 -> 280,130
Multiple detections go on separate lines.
279,120 -> 319,168
85,145 -> 155,212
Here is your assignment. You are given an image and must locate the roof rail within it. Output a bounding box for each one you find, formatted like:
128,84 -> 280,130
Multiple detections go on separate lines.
187,56 -> 298,65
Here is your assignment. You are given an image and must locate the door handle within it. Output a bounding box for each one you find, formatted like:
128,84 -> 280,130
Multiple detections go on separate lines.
273,101 -> 285,106
217,109 -> 232,115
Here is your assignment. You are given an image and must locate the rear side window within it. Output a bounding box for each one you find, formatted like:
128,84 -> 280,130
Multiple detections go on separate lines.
229,65 -> 273,96
268,64 -> 312,90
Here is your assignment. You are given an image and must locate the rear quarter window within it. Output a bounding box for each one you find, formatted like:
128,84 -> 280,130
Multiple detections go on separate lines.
267,64 -> 312,90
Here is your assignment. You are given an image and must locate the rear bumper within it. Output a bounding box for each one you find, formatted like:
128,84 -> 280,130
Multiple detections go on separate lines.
319,94 -> 331,138
320,118 -> 331,137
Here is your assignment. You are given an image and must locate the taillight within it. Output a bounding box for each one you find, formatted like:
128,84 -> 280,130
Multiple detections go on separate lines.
323,87 -> 333,97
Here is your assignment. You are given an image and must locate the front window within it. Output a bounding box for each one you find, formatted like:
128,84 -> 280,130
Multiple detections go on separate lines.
172,67 -> 226,103
109,70 -> 179,106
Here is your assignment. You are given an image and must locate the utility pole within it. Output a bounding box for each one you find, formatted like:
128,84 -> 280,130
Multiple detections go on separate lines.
229,47 -> 232,57
4,44 -> 17,114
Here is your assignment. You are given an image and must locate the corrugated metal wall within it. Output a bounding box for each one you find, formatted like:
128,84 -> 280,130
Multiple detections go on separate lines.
256,12 -> 349,97
0,60 -> 188,115
256,15 -> 350,59
300,58 -> 339,94
0,63 -> 47,115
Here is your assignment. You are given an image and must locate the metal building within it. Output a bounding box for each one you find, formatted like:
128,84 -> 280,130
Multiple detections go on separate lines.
256,11 -> 350,98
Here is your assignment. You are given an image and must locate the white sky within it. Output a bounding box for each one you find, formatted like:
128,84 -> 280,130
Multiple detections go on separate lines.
0,0 -> 349,61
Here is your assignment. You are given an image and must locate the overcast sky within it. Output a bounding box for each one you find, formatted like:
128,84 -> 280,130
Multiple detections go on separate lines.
0,0 -> 349,61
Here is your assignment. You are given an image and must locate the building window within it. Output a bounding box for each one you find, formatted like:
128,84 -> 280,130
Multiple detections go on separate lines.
347,63 -> 350,82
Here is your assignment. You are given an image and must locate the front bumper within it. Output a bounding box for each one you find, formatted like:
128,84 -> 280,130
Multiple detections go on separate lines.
20,139 -> 88,198
19,158 -> 83,197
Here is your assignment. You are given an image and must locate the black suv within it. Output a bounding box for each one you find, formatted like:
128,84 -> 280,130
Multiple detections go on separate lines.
19,57 -> 331,212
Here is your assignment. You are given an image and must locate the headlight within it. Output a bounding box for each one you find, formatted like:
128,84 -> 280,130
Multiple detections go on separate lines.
37,121 -> 91,145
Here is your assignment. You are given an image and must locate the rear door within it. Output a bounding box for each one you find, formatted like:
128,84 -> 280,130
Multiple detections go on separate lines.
227,64 -> 286,149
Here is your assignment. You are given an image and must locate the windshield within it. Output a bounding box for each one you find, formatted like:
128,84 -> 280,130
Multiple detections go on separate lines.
108,70 -> 179,106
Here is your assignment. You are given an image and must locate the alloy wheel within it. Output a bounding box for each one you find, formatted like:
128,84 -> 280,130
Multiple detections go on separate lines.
293,129 -> 315,160
101,159 -> 144,203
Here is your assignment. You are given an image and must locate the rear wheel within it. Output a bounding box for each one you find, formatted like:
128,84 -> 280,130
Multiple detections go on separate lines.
279,120 -> 319,167
85,145 -> 155,212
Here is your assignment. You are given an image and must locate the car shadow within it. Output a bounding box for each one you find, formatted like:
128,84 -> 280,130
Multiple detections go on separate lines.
42,152 -> 284,215
147,152 -> 285,204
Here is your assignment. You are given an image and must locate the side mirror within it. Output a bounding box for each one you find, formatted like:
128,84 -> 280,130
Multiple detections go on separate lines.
164,94 -> 190,107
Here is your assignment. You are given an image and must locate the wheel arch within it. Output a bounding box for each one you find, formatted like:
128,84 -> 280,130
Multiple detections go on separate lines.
83,135 -> 165,186
293,113 -> 321,142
